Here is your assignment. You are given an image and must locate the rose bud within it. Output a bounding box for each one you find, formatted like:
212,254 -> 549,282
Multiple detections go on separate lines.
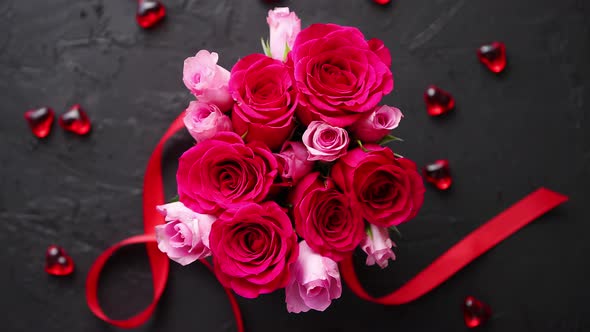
183,50 -> 233,112
361,224 -> 396,269
350,105 -> 403,143
155,202 -> 216,266
267,7 -> 301,61
183,101 -> 232,143
275,141 -> 314,184
302,121 -> 349,162
285,241 -> 342,313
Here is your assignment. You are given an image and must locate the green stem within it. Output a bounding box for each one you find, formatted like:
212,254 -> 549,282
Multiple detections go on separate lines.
356,139 -> 370,152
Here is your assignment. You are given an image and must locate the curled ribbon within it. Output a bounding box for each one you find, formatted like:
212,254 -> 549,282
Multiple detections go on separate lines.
85,115 -> 567,330
85,115 -> 244,331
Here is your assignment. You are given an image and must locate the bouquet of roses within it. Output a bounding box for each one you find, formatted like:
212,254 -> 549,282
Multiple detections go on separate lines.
154,7 -> 425,313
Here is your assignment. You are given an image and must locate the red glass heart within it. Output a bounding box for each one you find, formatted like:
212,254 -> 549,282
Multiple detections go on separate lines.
477,41 -> 506,74
136,0 -> 166,29
423,159 -> 452,190
463,296 -> 492,328
45,245 -> 75,276
374,0 -> 391,4
24,107 -> 54,138
59,104 -> 91,135
424,85 -> 455,116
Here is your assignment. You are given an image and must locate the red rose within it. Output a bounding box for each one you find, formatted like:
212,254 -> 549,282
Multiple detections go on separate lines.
289,172 -> 364,261
177,132 -> 278,216
209,201 -> 299,298
291,24 -> 393,127
367,38 -> 392,68
332,146 -> 424,227
229,54 -> 298,151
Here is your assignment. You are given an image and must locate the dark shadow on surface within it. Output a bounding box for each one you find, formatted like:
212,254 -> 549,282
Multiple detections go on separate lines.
161,130 -> 194,199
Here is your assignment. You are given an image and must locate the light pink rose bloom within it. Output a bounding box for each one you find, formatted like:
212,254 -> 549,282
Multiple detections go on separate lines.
302,121 -> 349,162
183,101 -> 232,143
361,224 -> 397,269
275,141 -> 314,184
285,241 -> 342,313
155,202 -> 216,266
267,7 -> 301,61
183,50 -> 233,112
350,105 -> 403,143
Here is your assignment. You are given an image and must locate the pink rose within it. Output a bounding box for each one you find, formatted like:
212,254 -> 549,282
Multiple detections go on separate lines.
267,7 -> 301,61
332,145 -> 425,227
183,50 -> 233,112
285,241 -> 342,313
183,101 -> 232,143
350,105 -> 403,143
210,201 -> 299,298
291,24 -> 393,127
275,141 -> 314,184
302,121 -> 349,162
290,172 -> 364,261
229,54 -> 298,151
154,202 -> 216,266
361,224 -> 396,269
177,132 -> 278,216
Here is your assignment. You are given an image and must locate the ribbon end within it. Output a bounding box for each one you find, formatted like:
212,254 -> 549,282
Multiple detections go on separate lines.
536,187 -> 569,204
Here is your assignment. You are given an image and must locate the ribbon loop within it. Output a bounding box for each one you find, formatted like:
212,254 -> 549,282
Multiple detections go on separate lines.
85,234 -> 168,328
85,115 -> 244,331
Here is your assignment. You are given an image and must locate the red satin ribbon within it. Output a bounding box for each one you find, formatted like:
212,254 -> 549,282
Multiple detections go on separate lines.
85,115 -> 567,330
85,114 -> 244,331
339,187 -> 568,304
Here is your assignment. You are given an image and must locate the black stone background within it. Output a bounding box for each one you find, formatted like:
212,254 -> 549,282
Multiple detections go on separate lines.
1,0 -> 589,331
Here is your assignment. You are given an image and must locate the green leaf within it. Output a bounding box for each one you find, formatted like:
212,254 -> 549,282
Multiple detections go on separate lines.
389,225 -> 402,238
169,194 -> 179,203
241,130 -> 249,140
261,38 -> 272,57
394,152 -> 404,159
283,42 -> 291,61
378,134 -> 404,145
366,224 -> 374,239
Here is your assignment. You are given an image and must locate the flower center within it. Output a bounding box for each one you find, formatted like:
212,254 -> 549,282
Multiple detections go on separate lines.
319,129 -> 337,144
375,113 -> 388,126
192,73 -> 201,83
196,108 -> 213,121
320,64 -> 349,86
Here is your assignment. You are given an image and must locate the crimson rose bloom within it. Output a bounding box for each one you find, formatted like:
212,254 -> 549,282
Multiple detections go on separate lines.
210,201 -> 299,298
332,145 -> 424,227
291,24 -> 393,127
177,132 -> 278,216
229,54 -> 298,151
289,172 -> 364,261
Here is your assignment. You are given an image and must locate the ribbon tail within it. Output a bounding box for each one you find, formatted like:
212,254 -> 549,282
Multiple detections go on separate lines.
340,188 -> 568,304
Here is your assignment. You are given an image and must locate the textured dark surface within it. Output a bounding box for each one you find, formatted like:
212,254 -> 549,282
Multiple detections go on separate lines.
1,0 -> 590,331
